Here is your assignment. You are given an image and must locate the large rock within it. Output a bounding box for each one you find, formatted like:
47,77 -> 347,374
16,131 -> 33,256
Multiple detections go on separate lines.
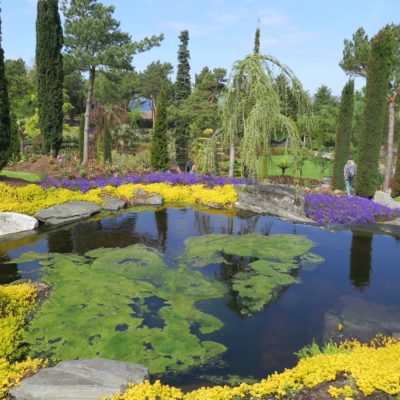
35,201 -> 102,226
103,197 -> 126,212
0,212 -> 38,236
130,189 -> 163,206
373,190 -> 400,209
235,184 -> 312,222
10,359 -> 148,400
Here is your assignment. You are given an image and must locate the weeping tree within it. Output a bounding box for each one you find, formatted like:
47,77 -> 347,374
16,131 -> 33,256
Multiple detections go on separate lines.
332,79 -> 355,190
221,49 -> 312,178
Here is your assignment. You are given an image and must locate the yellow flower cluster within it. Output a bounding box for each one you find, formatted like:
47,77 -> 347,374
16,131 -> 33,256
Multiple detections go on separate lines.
328,384 -> 355,398
0,357 -> 46,398
0,182 -> 237,216
109,338 -> 400,400
0,283 -> 38,359
0,283 -> 46,398
0,183 -> 103,215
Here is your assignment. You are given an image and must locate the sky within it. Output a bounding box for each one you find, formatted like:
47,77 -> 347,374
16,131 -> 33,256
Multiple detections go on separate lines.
2,0 -> 399,96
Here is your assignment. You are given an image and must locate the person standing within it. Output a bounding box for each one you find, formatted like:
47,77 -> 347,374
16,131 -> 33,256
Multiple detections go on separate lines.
344,158 -> 356,196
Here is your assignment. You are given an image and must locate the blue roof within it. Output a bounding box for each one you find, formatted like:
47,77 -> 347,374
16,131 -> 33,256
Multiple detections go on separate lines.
129,98 -> 152,112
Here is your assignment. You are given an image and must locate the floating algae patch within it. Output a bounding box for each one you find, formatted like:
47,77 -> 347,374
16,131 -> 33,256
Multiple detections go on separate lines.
184,234 -> 322,315
12,245 -> 227,373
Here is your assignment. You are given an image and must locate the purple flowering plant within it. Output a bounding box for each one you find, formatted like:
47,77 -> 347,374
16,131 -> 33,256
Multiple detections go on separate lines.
42,172 -> 243,193
305,193 -> 400,224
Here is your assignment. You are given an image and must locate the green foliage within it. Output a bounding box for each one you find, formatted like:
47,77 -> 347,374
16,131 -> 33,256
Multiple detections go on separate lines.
0,170 -> 41,182
36,0 -> 64,157
332,80 -> 355,190
151,87 -> 169,170
221,53 -> 312,175
356,27 -> 396,197
0,16 -> 11,170
174,30 -> 191,169
295,339 -> 351,360
256,155 -> 269,179
184,233 -> 321,315
103,120 -> 112,164
254,28 -> 260,54
13,245 -> 227,373
63,70 -> 85,120
277,156 -> 292,176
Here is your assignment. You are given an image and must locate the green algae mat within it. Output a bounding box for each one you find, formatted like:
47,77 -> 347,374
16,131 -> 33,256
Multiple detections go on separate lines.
184,233 -> 323,315
13,233 -> 322,373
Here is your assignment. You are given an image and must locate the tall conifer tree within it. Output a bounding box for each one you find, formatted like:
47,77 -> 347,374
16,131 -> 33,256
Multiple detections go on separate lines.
175,30 -> 191,169
332,79 -> 355,190
0,12 -> 11,170
151,87 -> 169,170
392,140 -> 400,197
356,27 -> 395,197
254,28 -> 261,54
36,0 -> 64,157
103,120 -> 112,164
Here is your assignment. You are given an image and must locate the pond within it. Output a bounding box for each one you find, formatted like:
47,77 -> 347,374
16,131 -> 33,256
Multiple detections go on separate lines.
1,206 -> 400,388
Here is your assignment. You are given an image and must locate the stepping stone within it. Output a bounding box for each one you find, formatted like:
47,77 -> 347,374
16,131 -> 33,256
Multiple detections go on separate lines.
10,359 -> 148,400
0,212 -> 38,236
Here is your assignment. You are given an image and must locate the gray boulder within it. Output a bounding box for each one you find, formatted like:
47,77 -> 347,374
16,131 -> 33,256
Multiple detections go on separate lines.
10,358 -> 148,400
35,201 -> 102,225
235,184 -> 312,222
373,190 -> 400,209
130,189 -> 163,206
0,212 -> 38,236
103,197 -> 126,211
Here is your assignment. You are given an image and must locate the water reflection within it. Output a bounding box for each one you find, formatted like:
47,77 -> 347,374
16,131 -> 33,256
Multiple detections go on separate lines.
349,230 -> 372,291
155,209 -> 168,251
194,212 -> 213,235
0,251 -> 20,284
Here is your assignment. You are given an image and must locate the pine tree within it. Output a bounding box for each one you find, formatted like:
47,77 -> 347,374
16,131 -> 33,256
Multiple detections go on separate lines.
151,87 -> 169,170
332,80 -> 355,190
174,30 -> 191,169
103,120 -> 112,164
356,27 -> 395,198
0,13 -> 11,170
36,0 -> 64,157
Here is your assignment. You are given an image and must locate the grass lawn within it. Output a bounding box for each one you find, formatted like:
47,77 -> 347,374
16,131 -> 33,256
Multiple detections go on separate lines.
0,170 -> 42,182
269,155 -> 331,180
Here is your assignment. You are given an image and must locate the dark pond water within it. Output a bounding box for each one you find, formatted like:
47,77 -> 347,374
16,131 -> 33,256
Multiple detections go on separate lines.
1,207 -> 400,387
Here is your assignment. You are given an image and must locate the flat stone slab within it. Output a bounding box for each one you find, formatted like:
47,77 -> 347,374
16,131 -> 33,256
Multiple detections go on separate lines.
130,189 -> 163,206
0,212 -> 38,236
35,201 -> 102,226
10,359 -> 148,400
235,184 -> 312,222
103,197 -> 126,211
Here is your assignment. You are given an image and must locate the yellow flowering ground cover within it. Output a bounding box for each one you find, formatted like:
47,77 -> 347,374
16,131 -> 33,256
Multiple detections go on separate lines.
0,283 -> 46,398
108,337 -> 400,400
0,182 -> 237,215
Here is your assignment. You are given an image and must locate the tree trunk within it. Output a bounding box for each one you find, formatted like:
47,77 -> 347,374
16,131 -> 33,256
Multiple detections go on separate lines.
83,67 -> 96,164
19,130 -> 25,156
228,137 -> 235,178
383,96 -> 396,192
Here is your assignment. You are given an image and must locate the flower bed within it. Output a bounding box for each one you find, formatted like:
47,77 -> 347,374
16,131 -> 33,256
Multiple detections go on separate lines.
0,182 -> 238,215
42,172 -> 243,193
305,193 -> 400,224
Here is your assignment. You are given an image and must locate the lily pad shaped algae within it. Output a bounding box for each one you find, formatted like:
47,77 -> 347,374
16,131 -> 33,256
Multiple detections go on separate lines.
184,233 -> 323,315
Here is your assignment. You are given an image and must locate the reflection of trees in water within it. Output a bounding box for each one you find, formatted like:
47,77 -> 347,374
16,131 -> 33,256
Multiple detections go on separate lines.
261,221 -> 274,236
46,214 -> 158,254
238,215 -> 260,235
349,230 -> 373,291
0,250 -> 21,284
194,212 -> 213,235
155,209 -> 168,251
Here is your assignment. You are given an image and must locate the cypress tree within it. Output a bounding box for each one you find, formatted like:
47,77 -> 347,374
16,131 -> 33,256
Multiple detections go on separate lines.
103,120 -> 112,164
175,30 -> 191,169
36,0 -> 64,157
254,28 -> 261,54
0,12 -> 11,170
356,27 -> 395,198
151,87 -> 169,170
79,114 -> 84,161
332,79 -> 355,190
